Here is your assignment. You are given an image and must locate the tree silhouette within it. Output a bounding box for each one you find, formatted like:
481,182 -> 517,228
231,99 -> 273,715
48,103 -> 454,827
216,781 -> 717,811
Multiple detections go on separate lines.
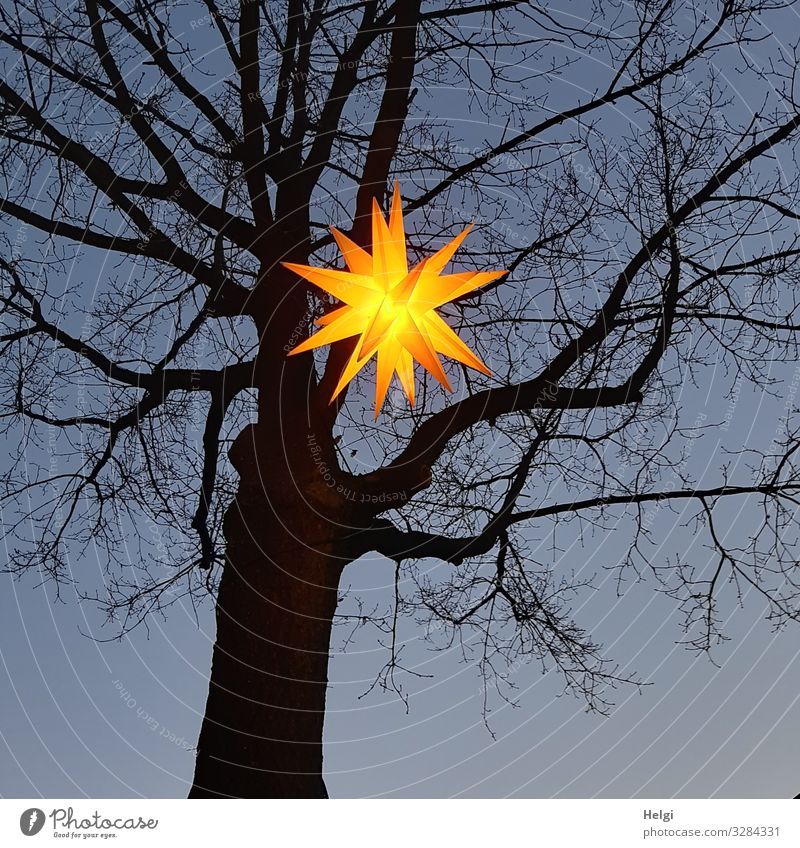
2,0 -> 800,798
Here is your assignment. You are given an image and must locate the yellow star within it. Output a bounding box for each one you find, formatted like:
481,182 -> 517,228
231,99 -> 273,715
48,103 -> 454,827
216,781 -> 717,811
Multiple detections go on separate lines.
284,182 -> 506,418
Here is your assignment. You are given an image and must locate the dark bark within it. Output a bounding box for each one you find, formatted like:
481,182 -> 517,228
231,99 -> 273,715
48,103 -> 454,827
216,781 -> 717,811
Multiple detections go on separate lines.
190,452 -> 349,798
190,354 -> 354,797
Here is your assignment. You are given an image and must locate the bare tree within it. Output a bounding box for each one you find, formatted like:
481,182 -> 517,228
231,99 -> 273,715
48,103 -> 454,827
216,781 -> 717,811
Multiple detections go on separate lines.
3,0 -> 800,798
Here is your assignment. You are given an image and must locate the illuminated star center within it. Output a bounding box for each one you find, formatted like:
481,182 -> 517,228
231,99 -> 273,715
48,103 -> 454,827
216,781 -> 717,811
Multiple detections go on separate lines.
284,182 -> 506,418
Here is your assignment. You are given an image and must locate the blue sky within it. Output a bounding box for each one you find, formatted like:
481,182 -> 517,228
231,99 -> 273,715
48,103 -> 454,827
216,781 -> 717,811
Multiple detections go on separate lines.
2,0 -> 800,798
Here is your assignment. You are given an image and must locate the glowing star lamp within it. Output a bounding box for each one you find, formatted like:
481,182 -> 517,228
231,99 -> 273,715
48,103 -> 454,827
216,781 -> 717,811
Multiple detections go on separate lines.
284,183 -> 506,418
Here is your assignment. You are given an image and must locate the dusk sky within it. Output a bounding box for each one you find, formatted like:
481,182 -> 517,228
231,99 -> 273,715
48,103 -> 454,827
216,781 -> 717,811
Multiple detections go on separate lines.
2,0 -> 800,799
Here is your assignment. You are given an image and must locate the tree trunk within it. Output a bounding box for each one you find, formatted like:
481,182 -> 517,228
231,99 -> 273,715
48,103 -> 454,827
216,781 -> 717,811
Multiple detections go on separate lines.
190,418 -> 350,798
